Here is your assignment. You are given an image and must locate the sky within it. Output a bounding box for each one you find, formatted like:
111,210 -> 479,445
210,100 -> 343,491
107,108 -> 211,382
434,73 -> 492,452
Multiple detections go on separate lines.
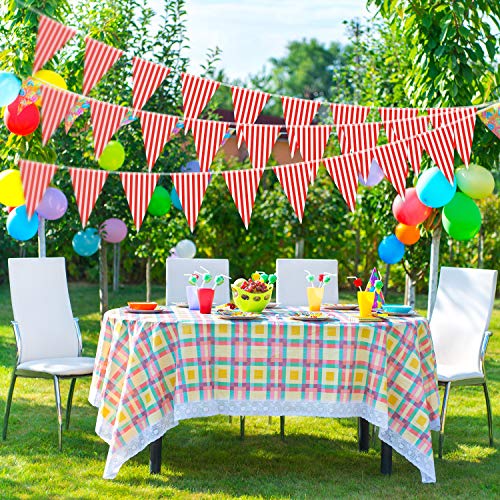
149,0 -> 371,80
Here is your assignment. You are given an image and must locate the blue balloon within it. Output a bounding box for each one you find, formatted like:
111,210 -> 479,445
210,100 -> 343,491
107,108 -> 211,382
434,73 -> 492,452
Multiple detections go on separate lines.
170,187 -> 183,210
6,205 -> 39,241
416,167 -> 457,208
72,228 -> 101,257
0,71 -> 21,107
182,160 -> 200,173
378,234 -> 405,264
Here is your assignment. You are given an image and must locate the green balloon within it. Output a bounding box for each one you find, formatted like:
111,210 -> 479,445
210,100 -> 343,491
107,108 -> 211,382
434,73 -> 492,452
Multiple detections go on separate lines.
147,186 -> 171,216
456,164 -> 495,200
98,141 -> 125,171
442,192 -> 481,241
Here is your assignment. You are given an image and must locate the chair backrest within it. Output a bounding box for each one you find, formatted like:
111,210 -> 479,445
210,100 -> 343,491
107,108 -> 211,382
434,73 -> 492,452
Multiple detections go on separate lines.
8,257 -> 79,364
166,258 -> 230,305
430,266 -> 497,373
276,259 -> 339,306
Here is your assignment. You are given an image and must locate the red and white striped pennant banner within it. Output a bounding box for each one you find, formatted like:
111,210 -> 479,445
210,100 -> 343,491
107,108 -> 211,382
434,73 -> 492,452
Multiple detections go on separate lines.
68,168 -> 108,227
171,172 -> 211,232
330,103 -> 370,125
293,124 -> 332,182
239,124 -> 281,169
323,155 -> 359,212
181,73 -> 220,131
82,37 -> 123,95
120,172 -> 160,231
41,86 -> 78,145
32,16 -> 77,73
139,112 -> 178,171
374,141 -> 409,197
222,168 -> 264,229
132,57 -> 171,113
281,97 -> 321,157
378,108 -> 418,141
19,160 -> 58,218
231,87 -> 271,147
89,100 -> 128,159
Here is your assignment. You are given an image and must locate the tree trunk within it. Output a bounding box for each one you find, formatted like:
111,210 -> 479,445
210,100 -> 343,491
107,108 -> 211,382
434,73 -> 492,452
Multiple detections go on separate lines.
146,257 -> 151,302
384,264 -> 390,302
427,226 -> 441,319
99,243 -> 108,316
113,243 -> 120,292
354,221 -> 360,275
295,238 -> 304,258
478,226 -> 484,268
405,274 -> 416,309
38,216 -> 46,258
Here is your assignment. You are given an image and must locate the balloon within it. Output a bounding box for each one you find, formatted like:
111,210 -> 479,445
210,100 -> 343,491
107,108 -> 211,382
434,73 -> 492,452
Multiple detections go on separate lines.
175,239 -> 196,259
181,160 -> 200,173
442,192 -> 482,241
359,159 -> 385,187
0,169 -> 25,207
100,218 -> 128,243
395,223 -> 421,245
6,206 -> 39,241
98,140 -> 125,170
378,234 -> 405,264
4,96 -> 40,136
33,70 -> 67,90
72,228 -> 101,256
36,187 -> 67,220
0,71 -> 21,107
416,167 -> 457,208
170,187 -> 182,210
455,164 -> 495,200
147,186 -> 172,216
392,188 -> 432,226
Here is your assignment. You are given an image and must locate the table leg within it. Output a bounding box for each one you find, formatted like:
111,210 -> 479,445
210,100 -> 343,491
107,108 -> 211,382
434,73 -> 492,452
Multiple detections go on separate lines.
358,417 -> 370,452
380,441 -> 393,475
149,436 -> 163,474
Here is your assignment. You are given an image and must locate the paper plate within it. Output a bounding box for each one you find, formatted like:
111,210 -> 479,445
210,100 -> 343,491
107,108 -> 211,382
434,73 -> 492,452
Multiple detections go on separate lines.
323,303 -> 358,311
125,306 -> 168,314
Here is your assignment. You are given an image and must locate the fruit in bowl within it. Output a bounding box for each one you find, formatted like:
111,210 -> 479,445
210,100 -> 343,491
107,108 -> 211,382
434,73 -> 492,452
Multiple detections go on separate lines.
231,278 -> 274,313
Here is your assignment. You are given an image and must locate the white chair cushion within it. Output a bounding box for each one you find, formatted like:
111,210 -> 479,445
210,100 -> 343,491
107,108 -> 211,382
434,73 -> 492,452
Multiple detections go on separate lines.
17,357 -> 95,376
437,363 -> 484,383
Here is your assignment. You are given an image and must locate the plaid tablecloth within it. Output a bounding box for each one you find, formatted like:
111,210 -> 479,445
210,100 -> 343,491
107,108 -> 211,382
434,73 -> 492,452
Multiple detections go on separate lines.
89,307 -> 440,482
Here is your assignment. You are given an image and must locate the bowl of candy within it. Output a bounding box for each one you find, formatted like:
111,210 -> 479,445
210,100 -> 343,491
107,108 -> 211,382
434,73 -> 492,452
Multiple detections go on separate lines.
231,272 -> 276,313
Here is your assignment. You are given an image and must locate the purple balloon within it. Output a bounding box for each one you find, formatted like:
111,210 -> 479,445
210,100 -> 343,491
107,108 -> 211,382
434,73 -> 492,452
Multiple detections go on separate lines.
36,187 -> 68,220
359,159 -> 385,187
100,218 -> 128,243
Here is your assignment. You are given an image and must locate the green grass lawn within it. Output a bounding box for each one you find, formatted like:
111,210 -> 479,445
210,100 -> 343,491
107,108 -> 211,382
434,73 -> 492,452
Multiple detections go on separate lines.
0,283 -> 498,499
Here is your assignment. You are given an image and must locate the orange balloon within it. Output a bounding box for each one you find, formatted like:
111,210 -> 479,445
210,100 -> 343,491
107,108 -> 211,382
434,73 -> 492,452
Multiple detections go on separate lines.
395,223 -> 421,245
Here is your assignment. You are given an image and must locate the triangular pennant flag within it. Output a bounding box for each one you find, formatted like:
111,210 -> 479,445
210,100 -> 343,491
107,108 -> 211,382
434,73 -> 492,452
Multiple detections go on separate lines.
478,103 -> 500,140
120,172 -> 160,231
139,111 -> 178,171
324,154 -> 359,212
231,86 -> 271,147
181,73 -> 220,131
171,172 -> 211,232
90,99 -> 128,159
293,125 -> 332,182
19,160 -> 58,218
373,142 -> 409,197
330,103 -> 370,125
378,108 -> 418,142
68,168 -> 108,227
185,118 -> 230,171
132,57 -> 171,112
222,169 -> 264,229
239,123 -> 281,169
450,107 -> 477,166
41,85 -> 78,145
65,97 -> 90,132
33,16 -> 77,73
273,162 -> 311,222
427,107 -> 457,129
281,97 -> 321,157
83,37 -> 123,95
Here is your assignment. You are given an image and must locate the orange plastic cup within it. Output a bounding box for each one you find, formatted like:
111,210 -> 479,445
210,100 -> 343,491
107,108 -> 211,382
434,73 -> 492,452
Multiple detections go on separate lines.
307,287 -> 324,311
357,291 -> 375,318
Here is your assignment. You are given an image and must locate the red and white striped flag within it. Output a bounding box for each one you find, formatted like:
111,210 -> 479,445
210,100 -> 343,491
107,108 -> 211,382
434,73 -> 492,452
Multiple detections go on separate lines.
120,172 -> 160,231
293,124 -> 332,182
171,172 -> 211,232
90,100 -> 128,159
239,124 -> 281,169
231,86 -> 270,147
374,141 -> 409,197
273,162 -> 311,222
281,97 -> 321,157
82,37 -> 123,95
323,155 -> 359,212
378,108 -> 418,141
427,107 -> 458,129
222,168 -> 264,229
139,111 -> 178,171
330,103 -> 370,125
19,160 -> 57,218
181,73 -> 220,131
132,57 -> 171,113
41,86 -> 77,145
68,168 -> 108,227
33,16 -> 77,73
185,118 -> 229,171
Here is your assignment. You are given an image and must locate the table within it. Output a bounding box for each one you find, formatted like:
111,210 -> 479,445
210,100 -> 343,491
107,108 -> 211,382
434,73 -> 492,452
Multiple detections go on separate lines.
89,306 -> 440,483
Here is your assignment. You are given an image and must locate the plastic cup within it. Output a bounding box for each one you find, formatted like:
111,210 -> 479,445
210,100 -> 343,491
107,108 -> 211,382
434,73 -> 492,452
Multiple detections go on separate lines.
197,287 -> 215,314
186,285 -> 199,310
357,291 -> 375,318
307,287 -> 324,311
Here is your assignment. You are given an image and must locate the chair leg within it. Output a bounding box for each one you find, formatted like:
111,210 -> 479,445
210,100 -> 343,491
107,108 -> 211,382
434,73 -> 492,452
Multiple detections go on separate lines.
483,382 -> 494,446
438,382 -> 452,459
2,371 -> 17,441
239,416 -> 245,440
53,376 -> 63,451
66,378 -> 77,430
280,416 -> 285,441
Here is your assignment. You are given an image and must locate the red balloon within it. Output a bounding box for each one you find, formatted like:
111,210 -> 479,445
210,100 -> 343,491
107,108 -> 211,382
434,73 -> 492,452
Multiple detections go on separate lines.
4,96 -> 40,136
392,188 -> 432,226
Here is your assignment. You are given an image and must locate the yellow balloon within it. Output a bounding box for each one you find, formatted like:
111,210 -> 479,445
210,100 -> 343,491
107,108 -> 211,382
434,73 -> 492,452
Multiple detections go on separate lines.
33,70 -> 67,106
0,169 -> 25,207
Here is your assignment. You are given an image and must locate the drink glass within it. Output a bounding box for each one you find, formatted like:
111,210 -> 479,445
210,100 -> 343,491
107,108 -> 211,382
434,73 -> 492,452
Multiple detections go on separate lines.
307,287 -> 324,312
186,285 -> 199,310
357,291 -> 375,318
197,287 -> 215,314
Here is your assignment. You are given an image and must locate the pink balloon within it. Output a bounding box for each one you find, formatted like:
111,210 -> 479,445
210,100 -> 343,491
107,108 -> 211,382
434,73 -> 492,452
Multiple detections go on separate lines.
100,218 -> 128,243
359,159 -> 385,187
392,187 -> 432,226
36,187 -> 68,220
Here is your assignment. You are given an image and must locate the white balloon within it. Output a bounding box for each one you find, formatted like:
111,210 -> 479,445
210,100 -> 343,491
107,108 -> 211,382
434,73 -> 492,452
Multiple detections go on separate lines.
176,239 -> 196,259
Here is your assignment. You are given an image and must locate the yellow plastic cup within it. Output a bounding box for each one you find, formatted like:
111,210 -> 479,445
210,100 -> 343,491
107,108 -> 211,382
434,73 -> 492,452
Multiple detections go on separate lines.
357,291 -> 375,318
307,287 -> 324,311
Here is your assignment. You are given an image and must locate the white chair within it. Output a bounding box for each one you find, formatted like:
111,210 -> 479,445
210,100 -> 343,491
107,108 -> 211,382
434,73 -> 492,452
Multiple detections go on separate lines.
3,258 -> 95,450
430,266 -> 497,458
276,259 -> 339,306
166,258 -> 230,305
